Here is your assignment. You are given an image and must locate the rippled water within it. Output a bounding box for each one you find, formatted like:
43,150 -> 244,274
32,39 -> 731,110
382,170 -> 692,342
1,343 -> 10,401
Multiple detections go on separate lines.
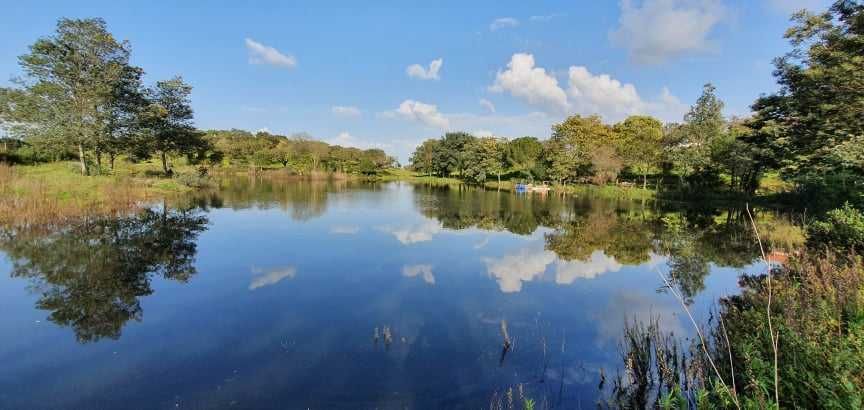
0,178 -> 787,409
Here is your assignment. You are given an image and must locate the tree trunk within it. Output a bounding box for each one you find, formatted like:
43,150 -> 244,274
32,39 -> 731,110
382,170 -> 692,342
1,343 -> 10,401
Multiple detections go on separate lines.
95,151 -> 102,175
109,153 -> 116,171
161,151 -> 170,175
643,173 -> 648,190
78,144 -> 88,176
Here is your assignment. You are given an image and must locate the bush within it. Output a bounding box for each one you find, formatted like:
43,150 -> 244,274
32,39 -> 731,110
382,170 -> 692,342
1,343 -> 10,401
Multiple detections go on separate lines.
807,202 -> 864,251
175,172 -> 212,188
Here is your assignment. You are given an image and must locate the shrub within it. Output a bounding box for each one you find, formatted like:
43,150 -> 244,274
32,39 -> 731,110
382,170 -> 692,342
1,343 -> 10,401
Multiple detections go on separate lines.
807,202 -> 864,250
175,172 -> 212,188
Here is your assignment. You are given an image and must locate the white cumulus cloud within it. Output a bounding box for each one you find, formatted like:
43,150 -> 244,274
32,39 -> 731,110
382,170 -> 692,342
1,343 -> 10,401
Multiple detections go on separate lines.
485,248 -> 556,293
489,53 -> 687,122
390,99 -> 450,129
567,66 -> 686,122
484,247 -> 621,293
611,0 -> 726,64
406,58 -> 443,80
490,17 -> 520,31
555,251 -> 622,284
245,38 -> 297,68
332,105 -> 361,118
490,53 -> 570,113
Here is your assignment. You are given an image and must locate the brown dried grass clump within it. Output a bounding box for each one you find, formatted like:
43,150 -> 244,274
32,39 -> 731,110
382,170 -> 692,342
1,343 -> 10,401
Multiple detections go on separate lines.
0,163 -> 157,229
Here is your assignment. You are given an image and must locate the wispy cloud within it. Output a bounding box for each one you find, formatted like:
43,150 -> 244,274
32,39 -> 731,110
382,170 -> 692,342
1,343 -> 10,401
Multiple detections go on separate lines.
245,38 -> 297,68
406,58 -> 443,80
249,266 -> 296,290
489,17 -> 520,31
330,224 -> 360,235
766,0 -> 827,15
479,98 -> 496,114
331,105 -> 362,118
610,0 -> 726,64
529,13 -> 565,22
326,131 -> 391,150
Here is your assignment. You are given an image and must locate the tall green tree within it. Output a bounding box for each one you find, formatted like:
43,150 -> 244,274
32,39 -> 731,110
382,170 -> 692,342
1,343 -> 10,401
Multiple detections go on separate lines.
614,115 -> 664,189
0,18 -> 138,175
545,115 -> 613,185
140,77 -> 202,174
433,132 -> 475,176
751,1 -> 864,179
463,137 -> 505,184
505,136 -> 543,180
668,83 -> 726,182
409,139 -> 440,175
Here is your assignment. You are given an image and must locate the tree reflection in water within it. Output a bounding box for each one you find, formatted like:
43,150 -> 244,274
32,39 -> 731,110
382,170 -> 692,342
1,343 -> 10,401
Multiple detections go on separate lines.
411,184 -> 793,301
0,205 -> 208,343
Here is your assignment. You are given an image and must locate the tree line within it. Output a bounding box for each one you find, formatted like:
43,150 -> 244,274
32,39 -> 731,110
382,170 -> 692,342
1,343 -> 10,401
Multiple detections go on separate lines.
203,129 -> 394,175
410,2 -> 863,205
0,18 -> 395,176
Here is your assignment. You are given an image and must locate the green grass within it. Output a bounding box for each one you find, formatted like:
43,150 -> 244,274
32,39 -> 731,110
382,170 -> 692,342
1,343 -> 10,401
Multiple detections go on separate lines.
0,161 -> 201,227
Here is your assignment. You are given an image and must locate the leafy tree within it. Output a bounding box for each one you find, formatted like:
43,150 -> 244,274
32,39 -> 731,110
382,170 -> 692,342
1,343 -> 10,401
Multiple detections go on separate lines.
751,1 -> 864,179
668,84 -> 726,182
409,139 -> 440,175
463,137 -> 505,184
102,64 -> 146,171
0,18 -> 138,175
433,132 -> 475,176
546,115 -> 613,185
505,136 -> 543,180
614,115 -> 663,189
139,77 -> 203,174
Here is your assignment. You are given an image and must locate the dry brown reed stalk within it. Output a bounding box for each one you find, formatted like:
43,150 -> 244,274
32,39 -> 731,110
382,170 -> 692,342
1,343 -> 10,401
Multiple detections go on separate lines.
718,310 -> 737,400
746,204 -> 780,406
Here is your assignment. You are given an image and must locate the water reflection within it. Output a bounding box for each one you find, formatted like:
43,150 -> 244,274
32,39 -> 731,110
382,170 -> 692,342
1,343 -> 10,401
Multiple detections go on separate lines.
401,264 -> 435,285
0,206 -> 208,342
249,266 -> 297,290
413,185 -> 778,299
0,179 -> 806,408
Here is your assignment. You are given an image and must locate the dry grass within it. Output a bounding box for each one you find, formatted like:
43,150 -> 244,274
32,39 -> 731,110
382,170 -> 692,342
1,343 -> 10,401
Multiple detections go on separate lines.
0,162 -> 191,228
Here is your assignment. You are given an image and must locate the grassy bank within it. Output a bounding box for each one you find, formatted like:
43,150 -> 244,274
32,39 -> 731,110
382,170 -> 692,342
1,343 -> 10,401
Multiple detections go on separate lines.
0,161 -> 201,227
381,169 -> 656,200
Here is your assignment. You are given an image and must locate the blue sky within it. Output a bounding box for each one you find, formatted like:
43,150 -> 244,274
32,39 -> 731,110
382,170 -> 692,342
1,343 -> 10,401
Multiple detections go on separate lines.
0,0 -> 832,162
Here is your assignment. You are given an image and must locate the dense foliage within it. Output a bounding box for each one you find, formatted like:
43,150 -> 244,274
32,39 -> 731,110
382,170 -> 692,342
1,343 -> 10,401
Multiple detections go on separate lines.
203,129 -> 395,175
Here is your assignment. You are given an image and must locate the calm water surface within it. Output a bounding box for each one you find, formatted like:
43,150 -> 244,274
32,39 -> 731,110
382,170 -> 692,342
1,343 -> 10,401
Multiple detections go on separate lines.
0,178 -> 775,409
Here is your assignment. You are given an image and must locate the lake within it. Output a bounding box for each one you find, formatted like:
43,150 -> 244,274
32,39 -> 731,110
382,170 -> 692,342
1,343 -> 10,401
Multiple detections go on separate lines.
0,178 -> 789,409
